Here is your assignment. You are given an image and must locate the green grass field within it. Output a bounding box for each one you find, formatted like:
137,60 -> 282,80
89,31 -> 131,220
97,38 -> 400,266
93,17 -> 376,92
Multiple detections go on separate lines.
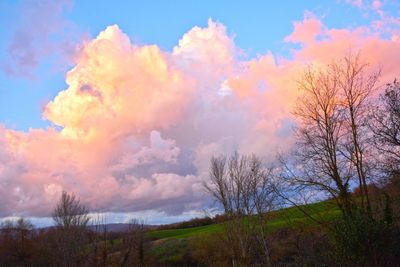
147,200 -> 340,241
146,200 -> 341,264
147,223 -> 223,239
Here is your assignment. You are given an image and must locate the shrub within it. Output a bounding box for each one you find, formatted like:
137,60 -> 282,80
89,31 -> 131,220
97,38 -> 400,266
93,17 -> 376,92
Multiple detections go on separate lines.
330,210 -> 400,266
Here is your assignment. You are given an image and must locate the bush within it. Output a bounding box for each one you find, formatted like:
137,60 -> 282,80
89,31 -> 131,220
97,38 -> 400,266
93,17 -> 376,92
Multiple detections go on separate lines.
330,210 -> 400,266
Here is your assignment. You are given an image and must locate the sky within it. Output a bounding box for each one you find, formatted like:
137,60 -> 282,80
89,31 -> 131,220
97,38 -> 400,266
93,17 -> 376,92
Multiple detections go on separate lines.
0,0 -> 399,226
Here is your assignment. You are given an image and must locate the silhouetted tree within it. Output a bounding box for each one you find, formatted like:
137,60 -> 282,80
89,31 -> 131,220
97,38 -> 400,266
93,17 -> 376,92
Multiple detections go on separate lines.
52,191 -> 90,228
0,217 -> 34,266
88,215 -> 110,266
370,79 -> 400,176
120,219 -> 147,267
205,152 -> 279,266
282,53 -> 380,217
51,191 -> 90,266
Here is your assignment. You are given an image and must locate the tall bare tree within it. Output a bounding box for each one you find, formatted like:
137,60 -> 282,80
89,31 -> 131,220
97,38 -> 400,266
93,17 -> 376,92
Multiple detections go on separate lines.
370,79 -> 400,176
284,53 -> 379,217
338,54 -> 380,214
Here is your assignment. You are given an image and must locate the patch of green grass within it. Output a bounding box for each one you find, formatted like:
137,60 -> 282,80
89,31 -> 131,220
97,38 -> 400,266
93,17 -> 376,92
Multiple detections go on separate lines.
147,223 -> 222,240
267,200 -> 341,229
151,238 -> 189,265
147,200 -> 342,265
147,200 -> 341,241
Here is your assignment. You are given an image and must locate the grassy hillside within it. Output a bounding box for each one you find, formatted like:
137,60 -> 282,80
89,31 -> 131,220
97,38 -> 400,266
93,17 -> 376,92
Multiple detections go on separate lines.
146,200 -> 340,265
148,200 -> 340,241
147,223 -> 223,240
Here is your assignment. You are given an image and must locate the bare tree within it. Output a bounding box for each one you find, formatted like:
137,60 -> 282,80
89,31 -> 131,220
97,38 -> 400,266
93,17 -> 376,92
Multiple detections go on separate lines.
89,214 -> 110,267
52,191 -> 90,228
205,152 -> 278,266
338,54 -> 380,214
0,218 -> 34,266
51,191 -> 90,266
120,219 -> 147,267
370,79 -> 400,175
284,53 -> 380,217
287,59 -> 353,217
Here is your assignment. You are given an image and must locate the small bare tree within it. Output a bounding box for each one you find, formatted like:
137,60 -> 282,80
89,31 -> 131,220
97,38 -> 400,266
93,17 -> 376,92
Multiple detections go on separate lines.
205,152 -> 278,266
0,218 -> 34,266
52,191 -> 90,228
89,214 -> 110,267
120,219 -> 147,267
52,191 -> 90,267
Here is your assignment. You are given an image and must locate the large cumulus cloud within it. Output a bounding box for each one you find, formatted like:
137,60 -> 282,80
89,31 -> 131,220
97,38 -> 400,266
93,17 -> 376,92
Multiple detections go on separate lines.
0,14 -> 399,218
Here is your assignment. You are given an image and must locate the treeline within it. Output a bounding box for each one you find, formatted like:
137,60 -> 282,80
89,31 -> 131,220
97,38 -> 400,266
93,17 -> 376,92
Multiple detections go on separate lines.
156,217 -> 214,230
0,191 -> 155,266
155,214 -> 239,231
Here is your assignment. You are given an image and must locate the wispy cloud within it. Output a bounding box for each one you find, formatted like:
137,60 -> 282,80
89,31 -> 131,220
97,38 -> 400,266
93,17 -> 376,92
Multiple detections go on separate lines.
2,0 -> 79,78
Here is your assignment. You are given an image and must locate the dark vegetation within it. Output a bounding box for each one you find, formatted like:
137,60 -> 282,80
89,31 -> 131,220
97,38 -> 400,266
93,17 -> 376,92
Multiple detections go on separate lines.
1,53 -> 400,266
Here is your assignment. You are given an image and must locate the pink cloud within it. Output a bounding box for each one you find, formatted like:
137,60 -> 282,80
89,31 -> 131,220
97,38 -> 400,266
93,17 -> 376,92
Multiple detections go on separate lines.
372,0 -> 382,10
44,25 -> 195,140
173,19 -> 237,78
345,0 -> 364,8
0,16 -> 399,218
111,130 -> 180,172
284,14 -> 324,44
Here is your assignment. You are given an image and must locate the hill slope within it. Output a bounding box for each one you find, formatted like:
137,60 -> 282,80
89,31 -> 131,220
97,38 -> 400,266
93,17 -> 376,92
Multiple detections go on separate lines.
146,200 -> 340,265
